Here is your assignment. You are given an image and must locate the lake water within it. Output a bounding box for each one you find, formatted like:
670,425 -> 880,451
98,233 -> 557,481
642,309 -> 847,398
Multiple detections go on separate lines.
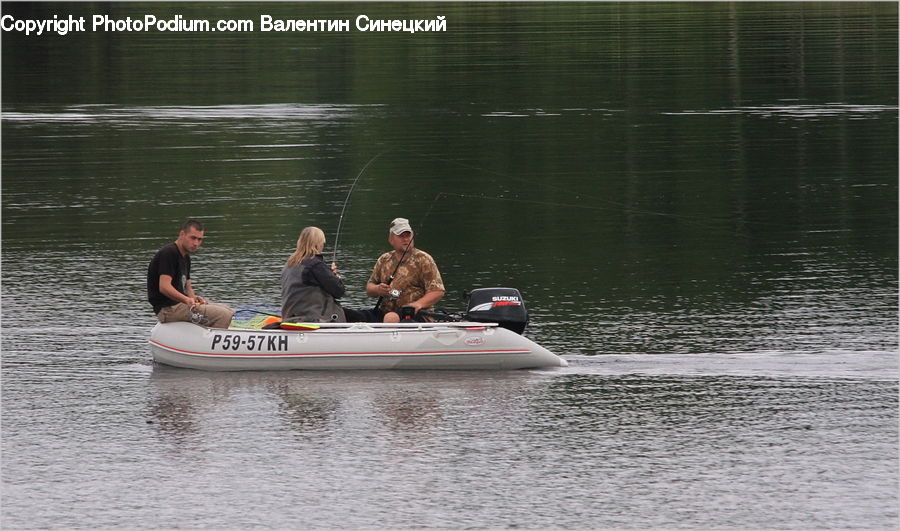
2,2 -> 897,529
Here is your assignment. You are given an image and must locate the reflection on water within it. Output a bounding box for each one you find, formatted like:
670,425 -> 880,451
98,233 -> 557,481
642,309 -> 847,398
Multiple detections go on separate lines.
277,387 -> 340,434
146,368 -> 528,443
1,315 -> 896,529
87,365 -> 893,530
149,393 -> 202,443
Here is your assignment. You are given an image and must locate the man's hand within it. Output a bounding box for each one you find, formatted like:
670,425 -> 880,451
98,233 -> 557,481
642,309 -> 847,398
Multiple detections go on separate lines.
376,283 -> 392,296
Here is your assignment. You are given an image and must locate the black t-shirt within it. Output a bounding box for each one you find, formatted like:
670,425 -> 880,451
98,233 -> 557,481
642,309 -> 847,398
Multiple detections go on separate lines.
147,242 -> 190,313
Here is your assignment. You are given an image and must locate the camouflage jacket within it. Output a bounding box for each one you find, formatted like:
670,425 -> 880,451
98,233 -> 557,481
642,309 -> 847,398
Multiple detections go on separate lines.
368,248 -> 445,313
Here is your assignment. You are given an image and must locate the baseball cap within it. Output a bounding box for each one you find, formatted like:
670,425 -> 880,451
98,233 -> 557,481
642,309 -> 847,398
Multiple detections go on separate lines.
389,217 -> 413,235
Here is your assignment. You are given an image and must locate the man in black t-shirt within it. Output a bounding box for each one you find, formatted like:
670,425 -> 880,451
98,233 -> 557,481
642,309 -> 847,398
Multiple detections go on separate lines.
147,219 -> 233,328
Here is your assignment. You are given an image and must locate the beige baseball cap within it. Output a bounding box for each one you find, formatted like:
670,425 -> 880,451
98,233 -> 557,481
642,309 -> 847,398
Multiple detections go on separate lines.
389,217 -> 413,235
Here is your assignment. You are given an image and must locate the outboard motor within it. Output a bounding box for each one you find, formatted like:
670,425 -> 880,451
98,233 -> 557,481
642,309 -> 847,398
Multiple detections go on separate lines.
465,287 -> 529,334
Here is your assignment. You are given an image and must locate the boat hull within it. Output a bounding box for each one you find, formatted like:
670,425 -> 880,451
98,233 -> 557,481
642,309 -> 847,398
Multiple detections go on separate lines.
149,321 -> 567,371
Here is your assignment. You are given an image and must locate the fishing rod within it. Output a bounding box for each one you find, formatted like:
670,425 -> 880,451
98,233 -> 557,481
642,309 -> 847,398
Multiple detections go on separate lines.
235,308 -> 282,319
373,236 -> 414,312
332,149 -> 390,266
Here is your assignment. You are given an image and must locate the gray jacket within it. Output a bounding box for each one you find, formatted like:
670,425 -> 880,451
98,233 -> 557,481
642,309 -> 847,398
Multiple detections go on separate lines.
280,256 -> 347,322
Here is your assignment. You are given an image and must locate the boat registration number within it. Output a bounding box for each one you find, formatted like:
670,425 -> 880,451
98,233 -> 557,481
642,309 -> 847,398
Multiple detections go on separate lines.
211,334 -> 289,352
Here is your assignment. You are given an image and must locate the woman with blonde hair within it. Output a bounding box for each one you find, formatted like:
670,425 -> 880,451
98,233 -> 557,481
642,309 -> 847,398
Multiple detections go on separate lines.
281,226 -> 351,323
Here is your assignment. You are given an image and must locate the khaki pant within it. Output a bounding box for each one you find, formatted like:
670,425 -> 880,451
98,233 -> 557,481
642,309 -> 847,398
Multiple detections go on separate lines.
157,302 -> 234,329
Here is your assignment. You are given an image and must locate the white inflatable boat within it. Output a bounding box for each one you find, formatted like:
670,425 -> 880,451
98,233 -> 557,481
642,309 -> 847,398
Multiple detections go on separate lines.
149,320 -> 567,371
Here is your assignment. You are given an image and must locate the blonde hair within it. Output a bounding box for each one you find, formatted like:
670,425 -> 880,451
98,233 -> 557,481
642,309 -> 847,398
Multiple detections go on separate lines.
286,227 -> 325,267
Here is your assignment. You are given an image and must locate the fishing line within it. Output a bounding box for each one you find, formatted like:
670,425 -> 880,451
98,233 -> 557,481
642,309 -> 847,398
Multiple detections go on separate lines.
432,191 -> 708,221
393,147 -> 662,213
332,149 -> 391,265
414,192 -> 446,237
394,147 -> 774,232
424,191 -> 757,234
330,145 -> 760,256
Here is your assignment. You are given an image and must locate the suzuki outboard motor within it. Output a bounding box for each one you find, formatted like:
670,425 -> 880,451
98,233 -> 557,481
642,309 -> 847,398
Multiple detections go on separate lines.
465,287 -> 529,334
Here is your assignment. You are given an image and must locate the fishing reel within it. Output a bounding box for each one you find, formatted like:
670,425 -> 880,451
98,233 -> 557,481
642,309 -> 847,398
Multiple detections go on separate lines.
389,289 -> 401,300
190,305 -> 210,326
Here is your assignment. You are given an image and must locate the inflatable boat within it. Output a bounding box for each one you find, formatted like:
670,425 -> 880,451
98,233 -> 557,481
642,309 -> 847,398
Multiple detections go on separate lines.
148,288 -> 567,371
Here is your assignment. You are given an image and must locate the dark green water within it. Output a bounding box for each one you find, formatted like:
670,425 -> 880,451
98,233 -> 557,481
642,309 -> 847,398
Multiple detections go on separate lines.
2,2 -> 897,529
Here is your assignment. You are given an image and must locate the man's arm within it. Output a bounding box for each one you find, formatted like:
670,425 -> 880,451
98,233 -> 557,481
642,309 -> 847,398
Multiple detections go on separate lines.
410,252 -> 444,312
159,274 -> 201,306
366,255 -> 392,298
185,279 -> 208,304
409,289 -> 445,312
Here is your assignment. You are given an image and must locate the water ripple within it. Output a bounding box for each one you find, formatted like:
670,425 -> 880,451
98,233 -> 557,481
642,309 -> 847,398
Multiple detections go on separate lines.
665,103 -> 899,120
1,103 -> 381,126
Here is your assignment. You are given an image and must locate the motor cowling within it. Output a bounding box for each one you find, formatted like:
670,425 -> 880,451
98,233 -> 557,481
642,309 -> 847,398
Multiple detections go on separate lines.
465,287 -> 529,334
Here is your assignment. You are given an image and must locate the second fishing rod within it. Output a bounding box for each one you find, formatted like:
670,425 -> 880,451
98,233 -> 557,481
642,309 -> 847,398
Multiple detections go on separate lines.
372,224 -> 415,312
